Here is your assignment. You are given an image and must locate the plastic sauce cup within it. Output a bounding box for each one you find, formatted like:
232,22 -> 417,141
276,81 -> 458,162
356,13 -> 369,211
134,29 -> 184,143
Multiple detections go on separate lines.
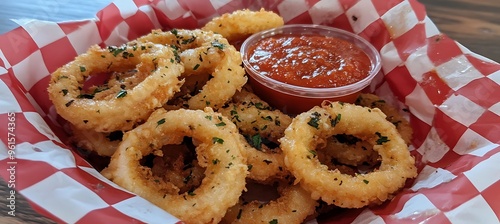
240,24 -> 382,114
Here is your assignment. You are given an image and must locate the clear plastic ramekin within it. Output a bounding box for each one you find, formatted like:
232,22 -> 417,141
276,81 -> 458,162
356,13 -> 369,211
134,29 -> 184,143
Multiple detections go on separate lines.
240,24 -> 382,114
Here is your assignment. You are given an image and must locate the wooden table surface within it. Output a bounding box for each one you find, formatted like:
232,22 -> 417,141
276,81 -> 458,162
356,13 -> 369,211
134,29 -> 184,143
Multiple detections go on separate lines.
0,0 -> 499,222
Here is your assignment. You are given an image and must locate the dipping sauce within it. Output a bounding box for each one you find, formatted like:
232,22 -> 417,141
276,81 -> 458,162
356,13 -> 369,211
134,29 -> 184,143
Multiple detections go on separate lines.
240,24 -> 381,114
247,34 -> 372,88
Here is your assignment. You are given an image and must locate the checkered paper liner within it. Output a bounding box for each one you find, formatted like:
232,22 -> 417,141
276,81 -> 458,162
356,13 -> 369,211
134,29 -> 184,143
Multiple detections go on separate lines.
1,0 -> 499,223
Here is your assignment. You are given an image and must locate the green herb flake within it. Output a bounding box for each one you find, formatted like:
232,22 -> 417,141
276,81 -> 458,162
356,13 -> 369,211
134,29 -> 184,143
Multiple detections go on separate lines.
193,63 -> 200,71
331,114 -> 341,127
170,29 -> 178,36
363,179 -> 369,184
108,46 -> 126,57
375,132 -> 390,145
269,219 -> 278,224
211,40 -> 225,50
236,209 -> 243,219
173,49 -> 181,63
215,122 -> 226,127
309,150 -> 317,157
254,102 -> 267,110
307,112 -> 321,129
79,66 -> 86,72
157,118 -> 166,126
182,36 -> 196,44
77,94 -> 95,99
116,89 -> 127,98
61,89 -> 69,96
65,100 -> 74,107
262,116 -> 273,121
249,134 -> 262,150
212,159 -> 220,165
247,164 -> 253,171
212,137 -> 224,144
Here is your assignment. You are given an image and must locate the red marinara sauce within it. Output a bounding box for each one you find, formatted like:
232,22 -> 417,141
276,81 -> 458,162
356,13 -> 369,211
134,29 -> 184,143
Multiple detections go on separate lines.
247,34 -> 371,88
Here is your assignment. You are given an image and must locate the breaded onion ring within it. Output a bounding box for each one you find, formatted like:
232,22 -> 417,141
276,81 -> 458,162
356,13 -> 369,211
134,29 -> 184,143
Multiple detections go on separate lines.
136,29 -> 247,109
103,108 -> 248,224
355,93 -> 413,145
279,102 -> 417,208
219,90 -> 292,182
202,9 -> 285,44
48,42 -> 184,132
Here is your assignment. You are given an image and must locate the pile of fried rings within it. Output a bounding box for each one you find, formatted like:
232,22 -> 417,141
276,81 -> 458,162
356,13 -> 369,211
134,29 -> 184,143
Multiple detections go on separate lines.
47,9 -> 418,224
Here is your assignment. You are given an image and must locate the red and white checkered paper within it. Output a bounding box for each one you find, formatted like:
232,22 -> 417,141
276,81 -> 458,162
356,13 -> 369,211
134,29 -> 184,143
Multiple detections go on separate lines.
1,0 -> 500,223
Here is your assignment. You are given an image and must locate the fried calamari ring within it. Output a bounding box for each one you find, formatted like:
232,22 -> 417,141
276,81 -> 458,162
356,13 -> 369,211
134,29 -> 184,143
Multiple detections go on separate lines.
279,102 -> 417,208
104,108 -> 248,224
136,29 -> 247,109
150,143 -> 205,194
355,93 -> 413,145
202,8 -> 285,44
69,125 -> 123,157
48,42 -> 184,132
317,94 -> 412,168
218,90 -> 292,182
319,135 -> 380,167
222,182 -> 317,224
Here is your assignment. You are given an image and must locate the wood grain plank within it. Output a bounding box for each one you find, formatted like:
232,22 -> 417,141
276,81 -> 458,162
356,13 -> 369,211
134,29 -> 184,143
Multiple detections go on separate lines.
420,0 -> 500,62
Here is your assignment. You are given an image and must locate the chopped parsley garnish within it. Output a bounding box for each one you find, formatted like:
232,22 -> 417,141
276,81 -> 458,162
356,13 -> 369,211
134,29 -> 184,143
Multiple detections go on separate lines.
211,40 -> 225,50
248,134 -> 262,150
182,36 -> 196,44
77,94 -> 95,99
307,112 -> 321,129
170,29 -> 178,36
116,89 -> 127,98
236,209 -> 243,219
363,179 -> 369,184
247,164 -> 253,171
254,102 -> 268,110
212,137 -> 224,144
79,66 -> 86,72
65,100 -> 74,107
331,114 -> 341,127
61,89 -> 68,96
173,49 -> 181,63
108,45 -> 127,57
212,159 -> 220,165
122,51 -> 134,59
309,150 -> 317,157
157,118 -> 166,126
193,64 -> 200,71
262,116 -> 273,121
269,219 -> 278,224
215,121 -> 226,127
375,132 -> 390,145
